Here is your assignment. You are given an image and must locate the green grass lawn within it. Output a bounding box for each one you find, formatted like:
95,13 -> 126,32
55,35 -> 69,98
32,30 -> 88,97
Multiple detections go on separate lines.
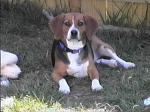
1,2 -> 150,112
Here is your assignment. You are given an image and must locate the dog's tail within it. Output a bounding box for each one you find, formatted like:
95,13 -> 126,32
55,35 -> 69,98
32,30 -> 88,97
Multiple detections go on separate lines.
42,9 -> 54,21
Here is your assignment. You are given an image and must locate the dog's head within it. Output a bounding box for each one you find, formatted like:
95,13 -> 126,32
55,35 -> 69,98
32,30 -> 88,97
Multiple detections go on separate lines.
50,13 -> 98,49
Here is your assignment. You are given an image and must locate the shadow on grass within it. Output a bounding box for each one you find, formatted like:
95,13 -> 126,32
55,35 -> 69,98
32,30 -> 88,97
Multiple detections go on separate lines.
1,1 -> 150,112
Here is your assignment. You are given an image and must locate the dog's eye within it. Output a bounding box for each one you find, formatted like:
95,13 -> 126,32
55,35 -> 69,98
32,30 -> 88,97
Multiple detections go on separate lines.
78,21 -> 84,26
64,21 -> 71,27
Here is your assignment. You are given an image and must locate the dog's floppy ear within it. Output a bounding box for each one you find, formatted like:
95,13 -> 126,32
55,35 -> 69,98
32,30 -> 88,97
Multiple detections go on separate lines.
49,14 -> 65,39
84,15 -> 98,40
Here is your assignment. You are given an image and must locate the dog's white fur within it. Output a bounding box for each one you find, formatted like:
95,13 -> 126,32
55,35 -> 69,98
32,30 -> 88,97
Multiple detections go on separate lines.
67,53 -> 89,78
1,50 -> 21,86
92,79 -> 103,91
59,78 -> 70,94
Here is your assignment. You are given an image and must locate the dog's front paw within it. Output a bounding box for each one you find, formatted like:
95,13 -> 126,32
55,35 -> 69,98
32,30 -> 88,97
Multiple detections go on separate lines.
123,62 -> 135,69
91,79 -> 103,91
59,86 -> 70,94
59,79 -> 70,94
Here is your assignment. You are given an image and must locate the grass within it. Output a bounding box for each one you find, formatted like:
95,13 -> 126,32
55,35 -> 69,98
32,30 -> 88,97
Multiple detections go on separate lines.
2,96 -> 49,112
1,1 -> 150,112
2,95 -> 123,112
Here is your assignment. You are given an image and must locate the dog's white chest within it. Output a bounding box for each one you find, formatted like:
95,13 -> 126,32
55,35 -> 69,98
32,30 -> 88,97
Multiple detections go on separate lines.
67,53 -> 89,78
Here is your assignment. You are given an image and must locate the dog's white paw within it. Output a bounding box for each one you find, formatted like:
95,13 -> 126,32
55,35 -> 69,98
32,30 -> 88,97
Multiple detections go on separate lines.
1,78 -> 10,87
91,79 -> 103,91
59,79 -> 70,94
59,86 -> 70,94
123,62 -> 135,69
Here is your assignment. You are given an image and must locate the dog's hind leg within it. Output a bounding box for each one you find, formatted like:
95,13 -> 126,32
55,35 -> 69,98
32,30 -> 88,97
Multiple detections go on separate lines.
91,36 -> 135,68
96,58 -> 118,68
97,46 -> 135,69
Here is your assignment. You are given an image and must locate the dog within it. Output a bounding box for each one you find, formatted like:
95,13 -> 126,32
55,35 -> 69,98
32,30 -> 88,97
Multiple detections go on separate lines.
1,50 -> 21,86
49,12 -> 135,94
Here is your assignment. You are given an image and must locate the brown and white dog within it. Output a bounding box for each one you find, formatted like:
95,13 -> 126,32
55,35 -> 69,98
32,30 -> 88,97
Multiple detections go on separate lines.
49,13 -> 135,94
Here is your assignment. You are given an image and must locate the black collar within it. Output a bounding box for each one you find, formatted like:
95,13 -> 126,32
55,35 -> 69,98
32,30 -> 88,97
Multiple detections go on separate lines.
57,41 -> 86,54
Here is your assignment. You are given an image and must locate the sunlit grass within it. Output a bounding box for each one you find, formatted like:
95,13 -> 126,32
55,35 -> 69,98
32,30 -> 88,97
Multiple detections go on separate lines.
2,95 -> 123,112
2,96 -> 50,112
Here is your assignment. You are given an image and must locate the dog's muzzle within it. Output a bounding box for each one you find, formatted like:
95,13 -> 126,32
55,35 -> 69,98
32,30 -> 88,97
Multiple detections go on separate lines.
71,30 -> 78,39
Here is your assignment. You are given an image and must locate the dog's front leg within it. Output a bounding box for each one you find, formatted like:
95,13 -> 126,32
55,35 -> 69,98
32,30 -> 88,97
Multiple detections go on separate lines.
88,65 -> 103,91
52,72 -> 70,94
52,62 -> 70,94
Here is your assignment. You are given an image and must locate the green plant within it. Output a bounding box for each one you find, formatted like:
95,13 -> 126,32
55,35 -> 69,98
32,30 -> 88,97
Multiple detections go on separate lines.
97,1 -> 149,28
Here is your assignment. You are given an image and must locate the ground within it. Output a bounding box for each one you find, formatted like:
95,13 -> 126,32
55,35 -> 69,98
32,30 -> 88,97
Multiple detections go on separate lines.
1,3 -> 150,112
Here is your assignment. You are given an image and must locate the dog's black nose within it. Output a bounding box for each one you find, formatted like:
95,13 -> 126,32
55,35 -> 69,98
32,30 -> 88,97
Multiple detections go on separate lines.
71,30 -> 78,37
